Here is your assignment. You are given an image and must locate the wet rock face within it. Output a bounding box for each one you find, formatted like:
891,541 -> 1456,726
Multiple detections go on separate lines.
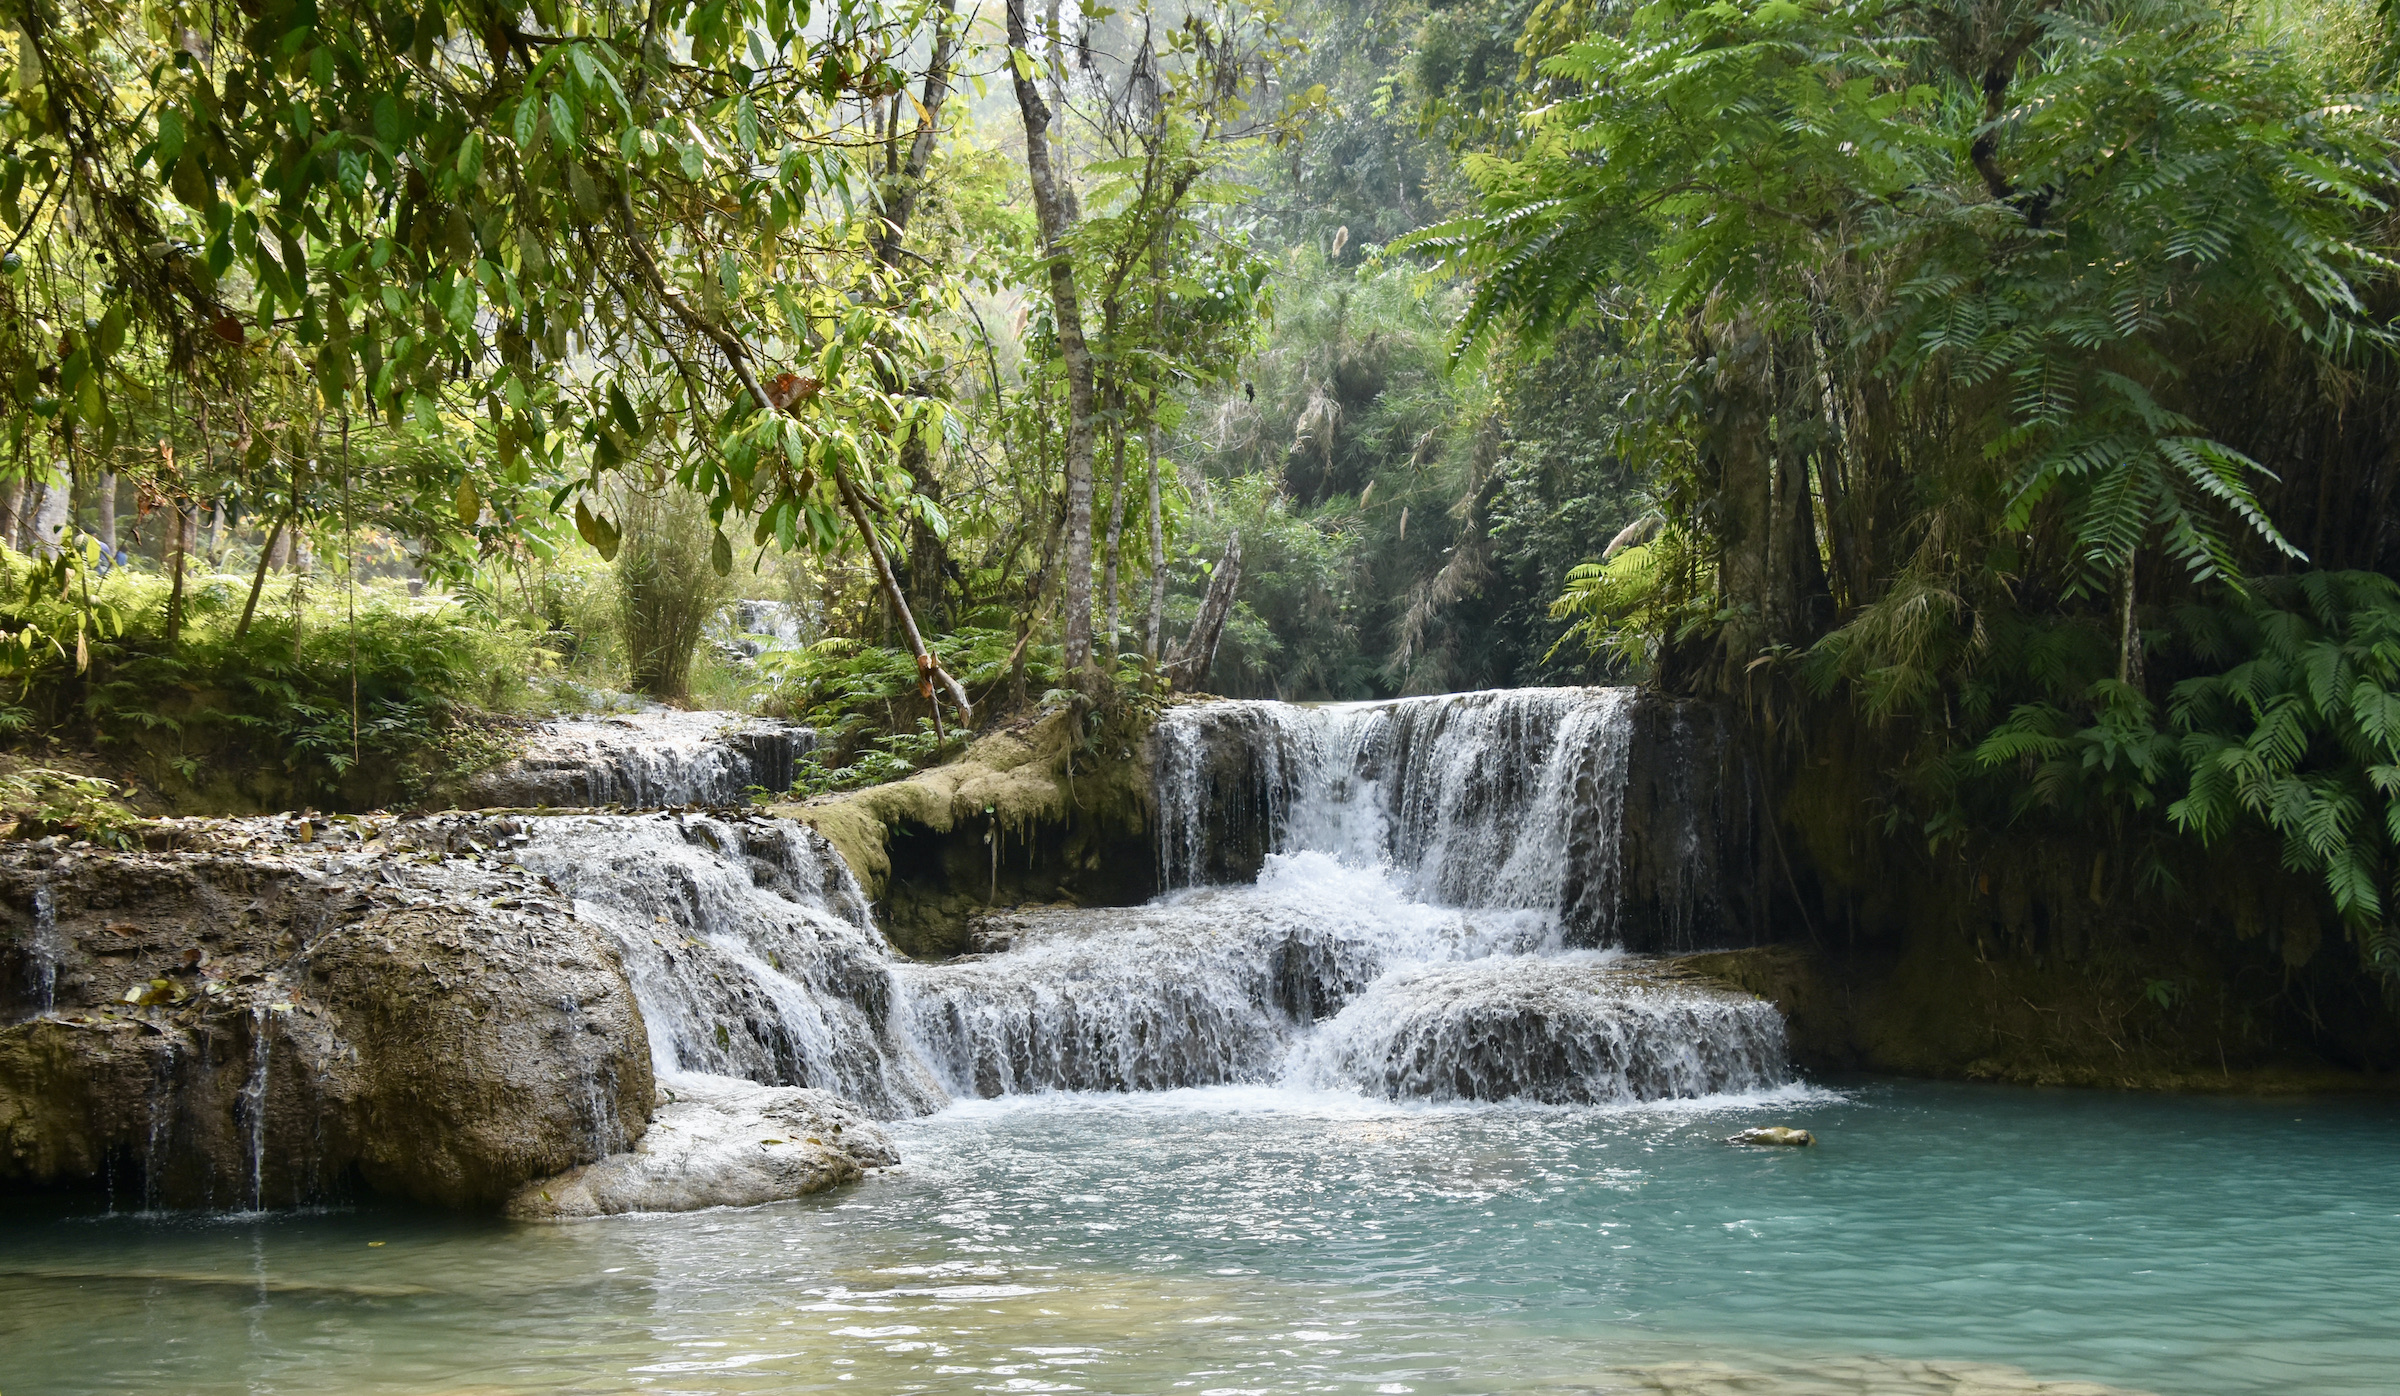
457,710 -> 814,810
1614,698 -> 1772,955
0,817 -> 655,1209
1291,956 -> 1790,1105
508,1076 -> 895,1219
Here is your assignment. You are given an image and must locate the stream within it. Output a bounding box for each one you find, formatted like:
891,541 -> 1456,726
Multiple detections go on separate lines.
4,1081 -> 2398,1394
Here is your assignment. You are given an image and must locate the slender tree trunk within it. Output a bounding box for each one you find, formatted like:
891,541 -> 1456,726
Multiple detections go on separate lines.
1168,532 -> 1241,692
1704,320 -> 1777,693
94,470 -> 116,554
1008,0 -> 1099,681
2117,551 -> 2145,689
166,502 -> 191,643
1101,403 -> 1130,657
1146,408 -> 1166,661
30,472 -> 67,556
206,502 -> 226,565
0,472 -> 24,552
235,517 -> 284,641
874,0 -> 961,640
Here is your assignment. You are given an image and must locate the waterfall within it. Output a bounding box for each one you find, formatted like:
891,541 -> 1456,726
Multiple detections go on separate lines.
901,687 -> 1788,1106
237,1005 -> 271,1212
508,813 -> 945,1118
1154,689 -> 1637,939
462,710 -> 813,810
25,874 -> 56,1015
457,688 -> 1778,1128
720,599 -> 813,658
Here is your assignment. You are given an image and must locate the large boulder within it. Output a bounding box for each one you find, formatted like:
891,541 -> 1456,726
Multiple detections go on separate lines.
0,816 -> 656,1209
508,1074 -> 895,1218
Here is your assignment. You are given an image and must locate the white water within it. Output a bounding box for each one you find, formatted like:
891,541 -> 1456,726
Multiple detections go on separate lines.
716,599 -> 814,658
906,687 -> 1785,1106
1155,688 -> 1637,936
509,813 -> 945,1118
495,689 -> 1785,1121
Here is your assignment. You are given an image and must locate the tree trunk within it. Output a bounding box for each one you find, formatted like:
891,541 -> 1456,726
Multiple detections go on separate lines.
1101,406 -> 1131,656
166,504 -> 192,643
1703,320 -> 1778,694
0,472 -> 25,552
2117,551 -> 2145,689
94,470 -> 116,554
235,517 -> 284,641
1008,0 -> 1099,682
874,0 -> 960,637
30,472 -> 68,556
1168,531 -> 1241,692
1146,410 -> 1166,661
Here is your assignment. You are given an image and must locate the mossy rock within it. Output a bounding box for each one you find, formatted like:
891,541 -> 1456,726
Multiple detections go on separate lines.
775,704 -> 1158,959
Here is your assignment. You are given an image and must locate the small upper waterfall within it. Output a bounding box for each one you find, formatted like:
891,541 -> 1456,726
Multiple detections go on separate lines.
1154,688 -> 1637,939
460,710 -> 813,810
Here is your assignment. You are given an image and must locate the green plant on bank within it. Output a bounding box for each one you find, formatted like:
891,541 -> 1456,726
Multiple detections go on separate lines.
1972,573 -> 2400,963
614,485 -> 733,701
0,764 -> 140,846
1405,0 -> 2400,973
756,627 -> 1069,793
0,545 -> 551,803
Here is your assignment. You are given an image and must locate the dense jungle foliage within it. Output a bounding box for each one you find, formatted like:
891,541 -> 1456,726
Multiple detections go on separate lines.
4,0 -> 2400,1008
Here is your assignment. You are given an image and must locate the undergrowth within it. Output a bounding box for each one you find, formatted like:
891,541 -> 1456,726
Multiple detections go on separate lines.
0,546 -> 553,806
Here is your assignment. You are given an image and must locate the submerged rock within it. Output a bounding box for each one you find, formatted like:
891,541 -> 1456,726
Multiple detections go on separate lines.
0,816 -> 655,1209
507,1075 -> 896,1219
1728,1126 -> 1815,1147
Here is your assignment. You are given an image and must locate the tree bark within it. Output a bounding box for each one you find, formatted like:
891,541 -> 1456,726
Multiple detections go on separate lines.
0,472 -> 25,552
1101,402 -> 1131,656
1008,0 -> 1099,682
1146,406 -> 1166,661
1168,531 -> 1241,692
94,470 -> 116,553
1704,320 -> 1778,693
874,0 -> 960,634
166,502 -> 191,643
235,517 -> 284,641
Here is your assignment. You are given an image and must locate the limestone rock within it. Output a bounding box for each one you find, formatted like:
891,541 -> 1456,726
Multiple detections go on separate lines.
0,816 -> 655,1209
507,1074 -> 896,1219
1728,1125 -> 1815,1147
454,710 -> 812,810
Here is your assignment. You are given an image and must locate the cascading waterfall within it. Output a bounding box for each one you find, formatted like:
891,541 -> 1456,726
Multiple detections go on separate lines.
905,687 -> 1789,1106
507,813 -> 945,1118
1154,688 -> 1639,936
25,874 -> 56,1015
450,688 -> 1780,1135
238,1005 -> 271,1212
720,599 -> 814,658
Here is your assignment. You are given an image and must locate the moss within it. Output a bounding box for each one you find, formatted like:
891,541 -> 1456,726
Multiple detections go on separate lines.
774,703 -> 1159,958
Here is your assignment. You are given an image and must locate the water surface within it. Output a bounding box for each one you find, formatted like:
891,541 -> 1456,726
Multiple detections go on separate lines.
5,1078 -> 2395,1395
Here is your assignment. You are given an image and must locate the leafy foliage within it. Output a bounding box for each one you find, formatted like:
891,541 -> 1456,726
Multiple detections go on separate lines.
0,543 -> 541,802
